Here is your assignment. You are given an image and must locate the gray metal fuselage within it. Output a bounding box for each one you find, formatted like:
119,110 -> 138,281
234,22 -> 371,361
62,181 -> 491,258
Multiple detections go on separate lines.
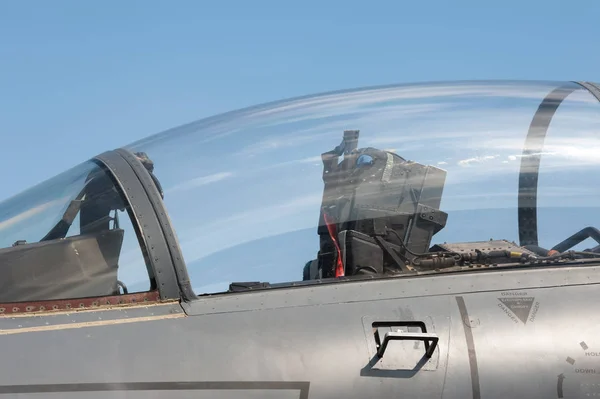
0,262 -> 595,399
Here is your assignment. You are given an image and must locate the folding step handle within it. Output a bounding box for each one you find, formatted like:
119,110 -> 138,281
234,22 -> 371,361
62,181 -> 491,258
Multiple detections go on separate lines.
372,321 -> 439,358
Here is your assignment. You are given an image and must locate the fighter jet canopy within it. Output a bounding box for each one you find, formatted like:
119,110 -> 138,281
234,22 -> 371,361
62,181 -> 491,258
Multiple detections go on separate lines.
0,80 -> 599,305
125,80 -> 600,294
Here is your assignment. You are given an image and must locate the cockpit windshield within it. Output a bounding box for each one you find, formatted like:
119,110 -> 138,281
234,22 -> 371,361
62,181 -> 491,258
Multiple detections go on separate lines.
0,160 -> 152,302
123,80 -> 600,295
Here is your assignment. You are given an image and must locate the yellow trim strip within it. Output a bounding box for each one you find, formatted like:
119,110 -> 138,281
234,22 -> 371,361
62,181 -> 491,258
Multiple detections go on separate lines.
0,313 -> 185,335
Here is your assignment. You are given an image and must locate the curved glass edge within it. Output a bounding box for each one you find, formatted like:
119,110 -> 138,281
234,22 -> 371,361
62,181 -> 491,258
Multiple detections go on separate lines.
126,79 -> 581,152
0,160 -> 152,303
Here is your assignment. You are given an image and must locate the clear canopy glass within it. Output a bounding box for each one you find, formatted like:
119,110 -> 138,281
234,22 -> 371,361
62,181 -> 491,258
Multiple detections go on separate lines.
1,80 -> 599,300
0,161 -> 151,301
122,80 -> 600,295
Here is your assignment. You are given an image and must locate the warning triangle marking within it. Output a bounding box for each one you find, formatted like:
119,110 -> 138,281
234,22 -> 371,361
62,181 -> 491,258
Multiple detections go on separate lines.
498,297 -> 535,324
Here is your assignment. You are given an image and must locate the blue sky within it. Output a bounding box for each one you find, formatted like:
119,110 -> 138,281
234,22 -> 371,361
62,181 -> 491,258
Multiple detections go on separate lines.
1,1 -> 599,200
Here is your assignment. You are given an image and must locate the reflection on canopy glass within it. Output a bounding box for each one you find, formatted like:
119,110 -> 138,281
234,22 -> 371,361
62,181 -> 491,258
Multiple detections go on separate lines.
123,80 -> 600,295
1,80 -> 599,300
